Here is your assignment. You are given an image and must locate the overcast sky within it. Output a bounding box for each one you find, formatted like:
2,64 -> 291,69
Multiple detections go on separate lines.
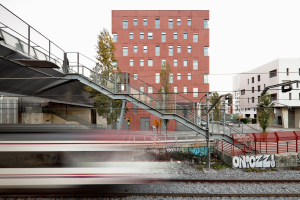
1,0 -> 300,94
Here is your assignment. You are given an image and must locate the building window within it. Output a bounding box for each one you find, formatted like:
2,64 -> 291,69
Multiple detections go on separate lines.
123,20 -> 128,29
297,83 -> 299,88
174,32 -> 177,39
258,96 -> 260,102
193,33 -> 198,42
287,68 -> 289,75
134,74 -> 138,80
133,104 -> 137,113
252,97 -> 254,103
112,33 -> 117,42
140,32 -> 144,39
143,18 -> 147,25
140,59 -> 144,66
177,73 -> 181,80
148,59 -> 153,66
174,87 -> 177,93
123,47 -> 128,56
169,46 -> 173,56
248,79 -> 249,84
193,88 -> 198,97
299,68 -> 300,75
162,32 -> 166,42
140,87 -> 144,92
258,85 -> 260,92
264,84 -> 266,89
174,59 -> 177,66
143,46 -> 147,53
204,75 -> 208,83
258,75 -> 260,82
148,32 -> 153,39
183,32 -> 187,39
271,93 -> 277,101
130,59 -> 133,66
183,59 -> 187,66
155,46 -> 160,56
161,59 -> 166,66
252,77 -> 254,83
169,18 -> 173,29
148,87 -> 153,94
188,73 -> 191,80
134,18 -> 137,25
134,46 -> 137,53
129,32 -> 133,39
193,60 -> 198,70
252,87 -> 254,93
204,20 -> 209,29
187,18 -> 191,25
184,87 -> 187,94
269,69 -> 277,78
204,47 -> 209,56
248,98 -> 249,103
241,89 -> 245,95
188,46 -> 191,53
289,93 -> 292,100
177,46 -> 181,53
155,73 -> 160,83
177,18 -> 181,25
299,93 -> 300,100
169,73 -> 173,83
155,19 -> 160,29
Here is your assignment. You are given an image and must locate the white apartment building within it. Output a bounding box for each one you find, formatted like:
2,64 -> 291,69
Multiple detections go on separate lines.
233,58 -> 300,128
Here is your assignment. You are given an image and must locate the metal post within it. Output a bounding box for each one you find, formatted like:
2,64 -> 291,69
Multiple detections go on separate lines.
126,73 -> 129,94
223,111 -> 225,134
218,121 -> 220,134
242,122 -> 244,133
114,72 -> 117,93
144,83 -> 147,102
117,100 -> 126,129
174,93 -> 176,114
206,91 -> 210,170
193,103 -> 195,123
28,25 -> 30,56
49,40 -> 51,60
212,110 -> 214,134
163,95 -> 165,114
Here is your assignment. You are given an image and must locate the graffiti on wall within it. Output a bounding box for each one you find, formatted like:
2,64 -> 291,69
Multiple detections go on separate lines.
188,147 -> 214,157
232,155 -> 276,168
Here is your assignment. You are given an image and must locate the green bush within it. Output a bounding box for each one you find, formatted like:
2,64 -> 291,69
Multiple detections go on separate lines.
241,118 -> 249,124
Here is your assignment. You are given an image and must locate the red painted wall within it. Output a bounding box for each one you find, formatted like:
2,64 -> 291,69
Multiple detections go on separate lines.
113,10 -> 210,131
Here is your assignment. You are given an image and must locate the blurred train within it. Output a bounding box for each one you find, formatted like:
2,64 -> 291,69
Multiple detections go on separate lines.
0,127 -> 163,188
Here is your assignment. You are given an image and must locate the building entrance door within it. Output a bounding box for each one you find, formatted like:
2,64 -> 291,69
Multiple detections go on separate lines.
140,118 -> 150,130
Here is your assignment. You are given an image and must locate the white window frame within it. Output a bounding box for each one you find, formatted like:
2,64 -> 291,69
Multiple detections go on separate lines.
148,32 -> 153,39
156,73 -> 160,83
204,74 -> 208,83
140,59 -> 144,66
112,33 -> 117,42
174,87 -> 178,93
123,20 -> 128,29
169,73 -> 173,83
177,73 -> 181,80
140,32 -> 144,39
140,87 -> 144,92
177,45 -> 181,53
130,59 -> 133,66
123,47 -> 128,56
134,46 -> 137,53
129,32 -> 133,39
188,18 -> 191,25
193,33 -> 198,42
155,19 -> 160,29
174,32 -> 177,39
143,18 -> 147,25
169,18 -> 173,29
161,32 -> 166,42
183,59 -> 187,66
148,59 -> 153,66
204,47 -> 209,56
134,74 -> 138,80
177,18 -> 181,25
183,32 -> 187,39
143,45 -> 147,53
155,46 -> 160,56
174,59 -> 177,66
148,87 -> 153,94
188,46 -> 191,53
134,18 -> 137,25
188,73 -> 191,80
193,60 -> 198,70
184,87 -> 187,94
161,59 -> 166,66
169,46 -> 173,56
193,88 -> 198,97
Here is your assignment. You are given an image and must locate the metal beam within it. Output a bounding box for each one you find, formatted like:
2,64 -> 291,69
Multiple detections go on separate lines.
260,80 -> 300,97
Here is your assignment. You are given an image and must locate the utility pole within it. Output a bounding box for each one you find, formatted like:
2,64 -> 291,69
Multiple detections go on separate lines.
206,91 -> 210,170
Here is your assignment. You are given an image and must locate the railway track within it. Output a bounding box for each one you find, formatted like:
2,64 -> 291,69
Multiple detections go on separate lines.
0,179 -> 299,198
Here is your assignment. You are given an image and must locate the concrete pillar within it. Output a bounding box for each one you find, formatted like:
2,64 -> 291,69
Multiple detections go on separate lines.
269,113 -> 274,126
281,108 -> 288,128
295,108 -> 300,128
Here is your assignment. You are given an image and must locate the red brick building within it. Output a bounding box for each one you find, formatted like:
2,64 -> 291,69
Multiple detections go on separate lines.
112,10 -> 209,131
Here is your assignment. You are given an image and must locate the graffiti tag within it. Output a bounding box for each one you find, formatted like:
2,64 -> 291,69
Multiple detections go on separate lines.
232,155 -> 276,168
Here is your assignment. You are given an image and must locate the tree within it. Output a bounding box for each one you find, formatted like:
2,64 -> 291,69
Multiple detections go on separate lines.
85,28 -> 127,128
158,62 -> 173,134
257,92 -> 274,133
209,92 -> 221,121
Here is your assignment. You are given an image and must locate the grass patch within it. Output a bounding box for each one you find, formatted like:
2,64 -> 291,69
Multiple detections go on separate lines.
270,168 -> 277,171
245,168 -> 260,172
197,165 -> 204,171
289,166 -> 300,170
211,163 -> 231,170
